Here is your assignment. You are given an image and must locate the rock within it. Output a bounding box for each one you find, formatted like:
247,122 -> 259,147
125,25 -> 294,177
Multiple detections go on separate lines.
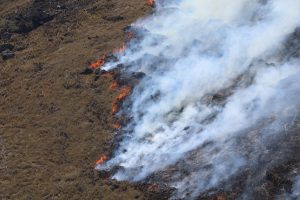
0,44 -> 14,52
2,50 -> 15,60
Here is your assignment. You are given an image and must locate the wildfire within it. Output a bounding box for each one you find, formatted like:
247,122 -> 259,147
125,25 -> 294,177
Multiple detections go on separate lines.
87,25 -> 135,73
109,81 -> 118,90
89,25 -> 136,171
117,86 -> 131,101
127,32 -> 133,40
113,43 -> 126,54
112,102 -> 119,114
147,0 -> 155,6
89,55 -> 106,70
216,196 -> 227,200
111,86 -> 132,114
112,122 -> 121,129
96,155 -> 108,165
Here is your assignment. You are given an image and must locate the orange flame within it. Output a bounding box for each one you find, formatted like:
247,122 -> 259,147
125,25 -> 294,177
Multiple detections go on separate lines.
111,86 -> 131,114
112,102 -> 119,114
147,0 -> 154,6
117,86 -> 131,101
216,196 -> 227,200
90,55 -> 106,70
96,155 -> 108,165
112,122 -> 121,129
113,43 -> 126,54
109,81 -> 118,90
127,32 -> 133,40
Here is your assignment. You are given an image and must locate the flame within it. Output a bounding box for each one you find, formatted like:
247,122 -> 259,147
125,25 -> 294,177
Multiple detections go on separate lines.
112,122 -> 121,129
90,55 -> 106,70
127,32 -> 133,40
147,0 -> 154,6
216,196 -> 227,200
109,81 -> 118,90
113,43 -> 126,54
111,86 -> 131,114
116,86 -> 131,101
96,155 -> 108,165
112,102 -> 119,114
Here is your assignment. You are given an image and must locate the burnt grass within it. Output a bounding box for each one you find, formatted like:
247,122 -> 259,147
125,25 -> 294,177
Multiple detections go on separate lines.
0,0 -> 300,200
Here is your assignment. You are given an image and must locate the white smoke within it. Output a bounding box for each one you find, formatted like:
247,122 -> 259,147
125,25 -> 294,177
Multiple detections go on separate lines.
291,176 -> 300,199
97,0 -> 300,198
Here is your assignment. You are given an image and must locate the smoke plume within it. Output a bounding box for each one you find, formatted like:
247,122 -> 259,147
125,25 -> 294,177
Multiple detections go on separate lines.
97,0 -> 300,198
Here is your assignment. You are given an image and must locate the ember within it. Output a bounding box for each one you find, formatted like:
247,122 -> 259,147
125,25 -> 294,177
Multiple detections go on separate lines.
113,43 -> 126,54
96,155 -> 108,165
116,86 -> 131,101
89,55 -> 106,70
111,86 -> 131,114
109,81 -> 118,90
147,0 -> 154,7
112,122 -> 121,129
112,103 -> 118,114
127,32 -> 133,40
216,195 -> 227,200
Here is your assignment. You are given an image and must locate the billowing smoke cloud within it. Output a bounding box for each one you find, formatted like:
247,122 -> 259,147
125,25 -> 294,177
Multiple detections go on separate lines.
97,0 -> 300,198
